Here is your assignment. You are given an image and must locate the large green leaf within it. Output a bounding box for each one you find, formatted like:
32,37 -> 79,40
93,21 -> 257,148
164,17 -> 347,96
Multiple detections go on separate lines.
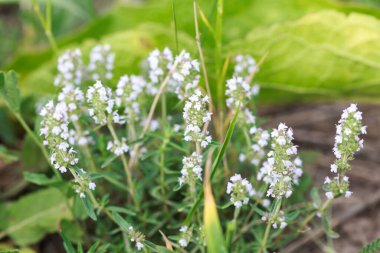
7,0 -> 380,77
229,10 -> 380,102
0,187 -> 72,246
19,23 -> 195,96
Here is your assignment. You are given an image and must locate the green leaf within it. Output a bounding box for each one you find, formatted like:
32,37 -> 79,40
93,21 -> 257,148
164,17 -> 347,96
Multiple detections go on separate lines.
100,155 -> 117,169
61,232 -> 76,253
107,206 -> 136,216
230,10 -> 380,102
0,145 -> 18,164
143,241 -> 172,253
60,219 -> 83,242
285,210 -> 300,222
21,134 -> 47,172
23,172 -> 60,186
203,179 -> 227,253
2,188 -> 72,246
81,196 -> 97,221
110,212 -> 131,233
310,187 -> 321,208
359,237 -> 380,253
86,242 -> 100,253
0,71 -> 20,113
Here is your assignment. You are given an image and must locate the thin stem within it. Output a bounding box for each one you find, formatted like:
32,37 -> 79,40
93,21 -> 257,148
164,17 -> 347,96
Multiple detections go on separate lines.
226,207 -> 240,249
32,0 -> 58,54
128,51 -> 183,169
171,0 -> 179,54
215,0 -> 223,77
193,1 -> 214,112
73,121 -> 96,172
301,198 -> 333,228
107,123 -> 138,208
259,199 -> 282,253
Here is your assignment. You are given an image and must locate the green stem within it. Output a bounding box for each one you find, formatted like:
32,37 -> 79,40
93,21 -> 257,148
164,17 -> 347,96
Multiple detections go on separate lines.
73,121 -> 96,172
171,0 -> 179,54
32,0 -> 58,55
226,207 -> 240,249
107,123 -> 138,209
215,0 -> 223,110
301,198 -> 333,228
259,199 -> 282,253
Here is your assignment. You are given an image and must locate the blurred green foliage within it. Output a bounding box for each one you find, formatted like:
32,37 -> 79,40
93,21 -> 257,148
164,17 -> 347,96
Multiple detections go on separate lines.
2,0 -> 380,104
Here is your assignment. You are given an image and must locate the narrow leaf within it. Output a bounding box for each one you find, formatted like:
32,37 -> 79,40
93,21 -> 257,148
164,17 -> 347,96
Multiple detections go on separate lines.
61,232 -> 76,253
204,178 -> 227,253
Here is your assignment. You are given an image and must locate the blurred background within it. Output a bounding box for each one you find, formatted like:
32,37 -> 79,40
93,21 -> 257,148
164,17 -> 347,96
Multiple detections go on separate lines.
1,0 -> 380,252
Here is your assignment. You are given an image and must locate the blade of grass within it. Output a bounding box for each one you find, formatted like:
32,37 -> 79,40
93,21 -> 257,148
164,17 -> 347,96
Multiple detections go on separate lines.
171,0 -> 178,54
204,164 -> 228,253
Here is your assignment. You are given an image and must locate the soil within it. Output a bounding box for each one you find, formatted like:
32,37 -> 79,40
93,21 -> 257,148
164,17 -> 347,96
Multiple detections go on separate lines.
260,103 -> 380,253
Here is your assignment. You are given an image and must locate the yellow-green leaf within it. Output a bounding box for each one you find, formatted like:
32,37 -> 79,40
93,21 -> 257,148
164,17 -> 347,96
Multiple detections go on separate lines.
203,179 -> 227,253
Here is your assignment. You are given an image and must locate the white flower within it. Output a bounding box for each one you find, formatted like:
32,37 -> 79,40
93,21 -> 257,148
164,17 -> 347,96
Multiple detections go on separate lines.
168,51 -> 200,100
325,104 -> 366,200
326,192 -> 334,199
88,44 -> 115,81
183,89 -> 212,147
39,101 -> 79,173
89,181 -> 96,191
178,225 -> 193,248
234,54 -> 259,80
54,49 -> 84,87
226,174 -> 255,208
179,152 -> 203,186
115,75 -> 146,123
262,210 -> 287,230
258,123 -> 302,199
107,138 -> 129,156
146,48 -> 173,95
128,226 -> 145,251
86,80 -> 123,125
225,76 -> 257,109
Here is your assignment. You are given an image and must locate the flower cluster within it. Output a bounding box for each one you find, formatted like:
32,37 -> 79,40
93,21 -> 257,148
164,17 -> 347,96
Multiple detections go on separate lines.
226,174 -> 255,208
258,123 -> 303,199
54,49 -> 84,87
168,51 -> 200,100
115,75 -> 146,122
39,101 -> 79,173
107,138 -> 129,156
86,80 -> 124,125
88,44 -> 115,81
68,129 -> 93,146
225,76 -> 259,109
233,54 -> 259,80
57,85 -> 84,122
179,152 -> 203,186
178,226 -> 193,248
146,48 -> 173,95
261,210 -> 287,229
73,168 -> 96,199
240,124 -> 270,167
183,89 -> 212,147
128,226 -> 145,251
324,104 -> 366,199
